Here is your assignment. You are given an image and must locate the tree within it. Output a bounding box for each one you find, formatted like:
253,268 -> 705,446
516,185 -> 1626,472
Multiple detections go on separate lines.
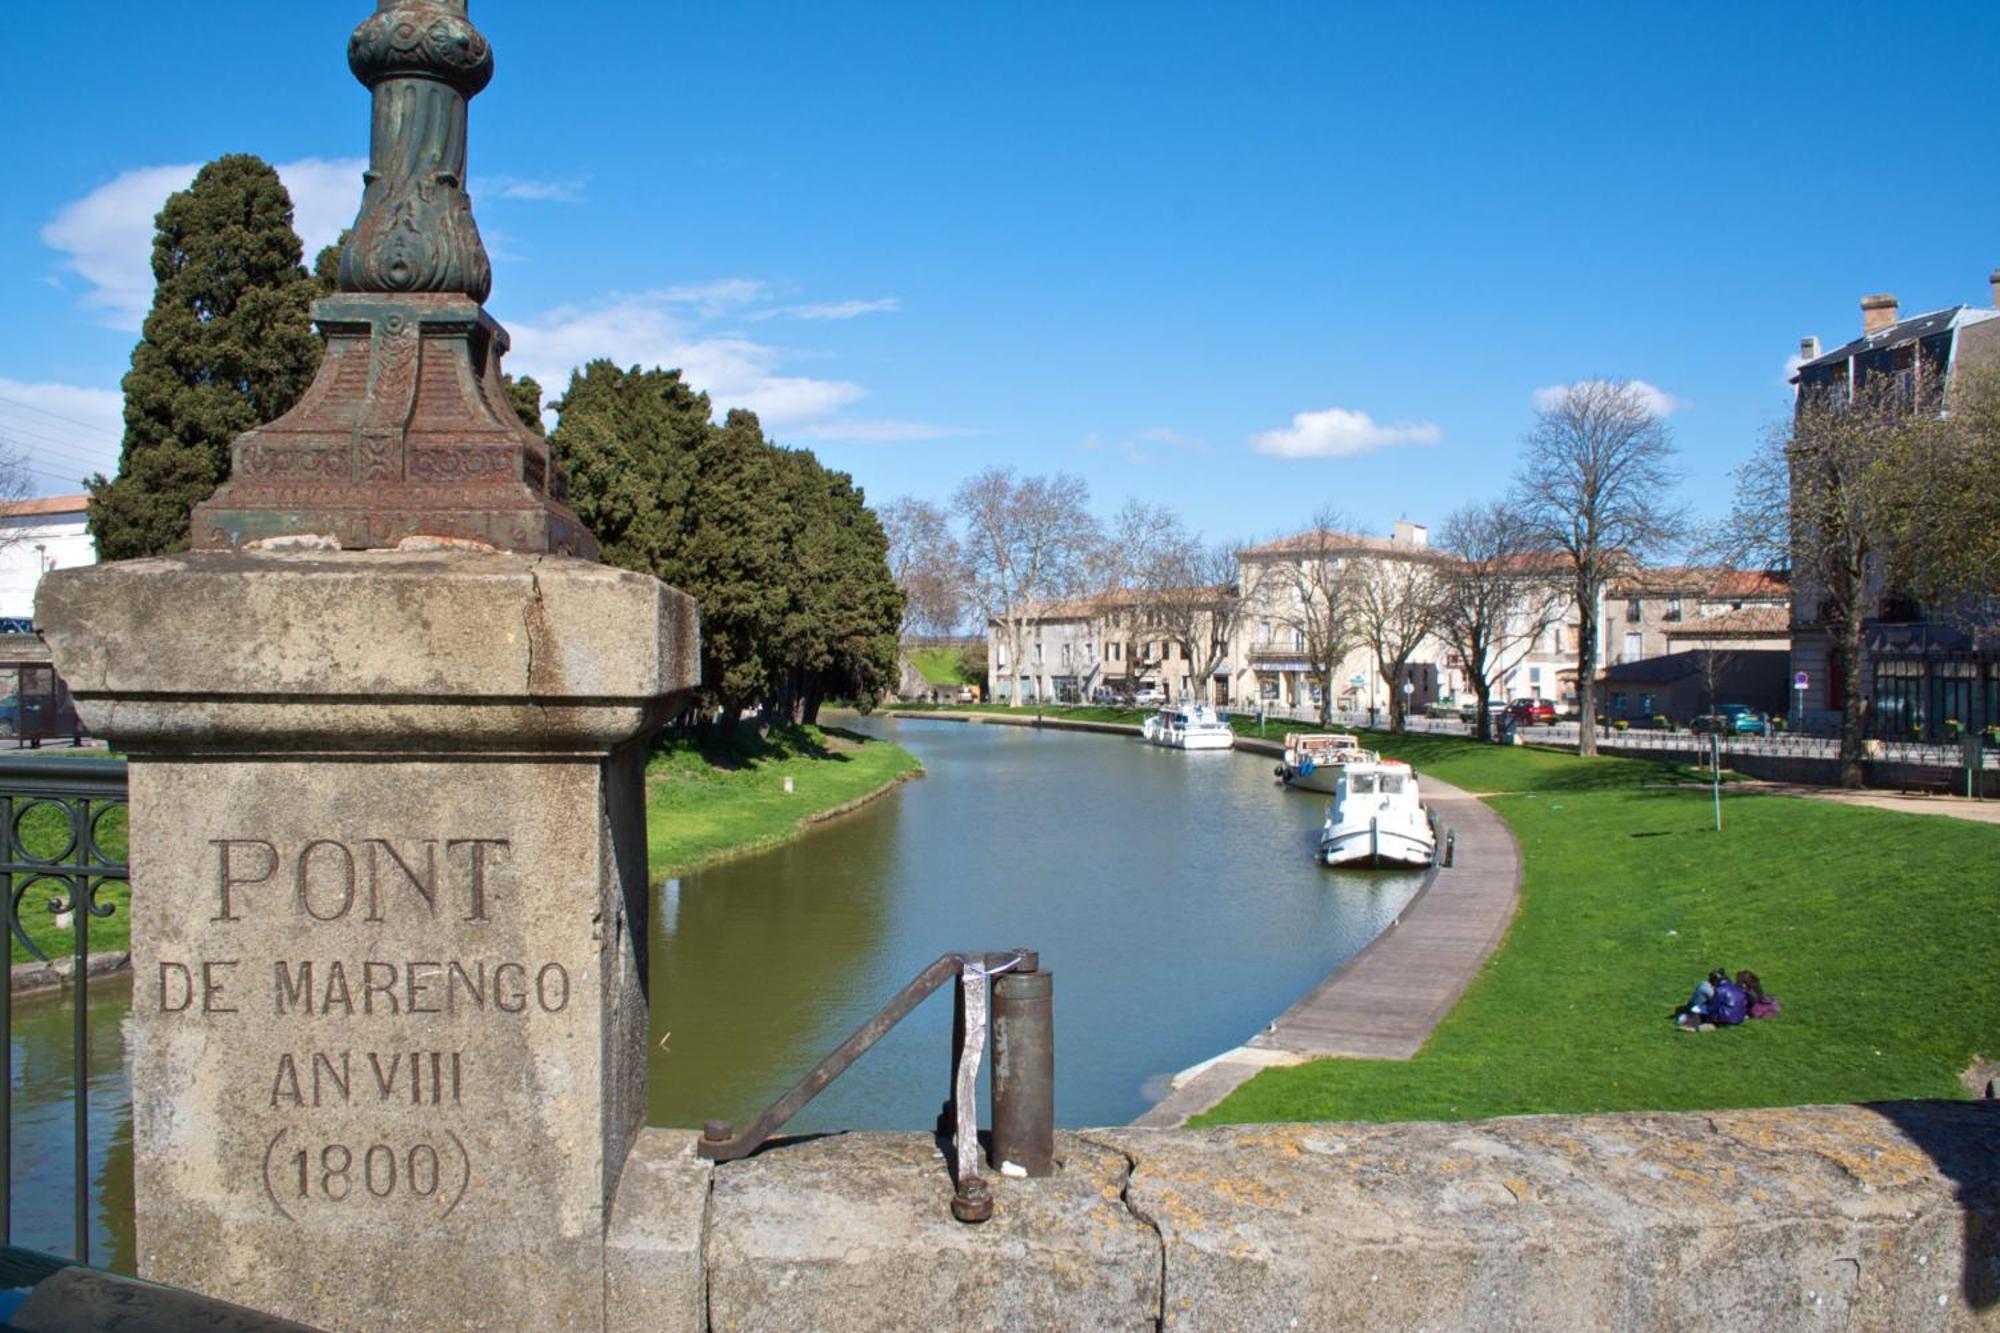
87,155 -> 325,559
880,497 -> 965,636
1874,357 -> 2000,623
548,361 -> 708,578
1245,509 -> 1363,726
1143,539 -> 1245,707
506,375 -> 546,436
766,453 -> 901,722
1515,380 -> 1686,754
1722,379 -> 1913,785
951,469 -> 1099,705
1350,549 -> 1446,733
1435,502 -> 1565,740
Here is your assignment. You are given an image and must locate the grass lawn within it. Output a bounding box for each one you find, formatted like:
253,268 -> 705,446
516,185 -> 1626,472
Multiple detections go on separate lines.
1198,737 -> 1999,1124
907,647 -> 971,687
7,793 -> 130,964
644,723 -> 921,879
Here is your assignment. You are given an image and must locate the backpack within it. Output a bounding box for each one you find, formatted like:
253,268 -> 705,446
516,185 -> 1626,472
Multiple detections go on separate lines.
1748,995 -> 1781,1020
1711,979 -> 1748,1026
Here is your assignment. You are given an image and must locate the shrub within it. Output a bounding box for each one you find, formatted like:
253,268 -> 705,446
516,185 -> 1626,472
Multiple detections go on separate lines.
1613,719 -> 1629,732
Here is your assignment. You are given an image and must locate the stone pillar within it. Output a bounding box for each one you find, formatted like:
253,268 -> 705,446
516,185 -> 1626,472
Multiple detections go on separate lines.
37,550 -> 696,1330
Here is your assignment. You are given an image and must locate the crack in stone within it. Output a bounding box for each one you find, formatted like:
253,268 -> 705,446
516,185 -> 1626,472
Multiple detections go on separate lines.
1080,1134 -> 1167,1330
522,554 -> 551,741
699,1163 -> 718,1333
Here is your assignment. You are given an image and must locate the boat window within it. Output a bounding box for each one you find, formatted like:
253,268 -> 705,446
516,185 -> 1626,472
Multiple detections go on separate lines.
1379,773 -> 1405,794
1349,773 -> 1377,794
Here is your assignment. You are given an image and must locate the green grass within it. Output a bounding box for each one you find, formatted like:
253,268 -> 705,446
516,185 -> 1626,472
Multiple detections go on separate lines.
1198,745 -> 2000,1125
907,647 -> 972,687
643,723 -> 921,879
8,797 -> 130,964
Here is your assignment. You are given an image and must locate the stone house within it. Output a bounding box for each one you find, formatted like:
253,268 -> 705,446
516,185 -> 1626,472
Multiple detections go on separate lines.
1607,567 -> 1789,666
1788,278 -> 2000,739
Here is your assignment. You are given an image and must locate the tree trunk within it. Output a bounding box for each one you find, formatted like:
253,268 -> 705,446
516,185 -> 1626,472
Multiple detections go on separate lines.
1474,679 -> 1493,742
1836,612 -> 1868,788
1319,665 -> 1335,727
1575,598 -> 1599,756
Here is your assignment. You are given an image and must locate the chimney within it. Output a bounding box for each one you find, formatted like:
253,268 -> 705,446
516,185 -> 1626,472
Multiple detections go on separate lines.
1990,268 -> 2000,309
1391,519 -> 1428,549
1799,335 -> 1820,362
1861,293 -> 1898,335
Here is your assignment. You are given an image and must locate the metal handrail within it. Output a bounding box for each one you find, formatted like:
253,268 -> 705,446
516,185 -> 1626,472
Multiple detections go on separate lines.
697,947 -> 1053,1222
0,756 -> 130,1264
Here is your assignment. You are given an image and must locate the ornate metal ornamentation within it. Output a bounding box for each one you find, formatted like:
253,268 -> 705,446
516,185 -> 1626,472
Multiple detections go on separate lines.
192,2 -> 597,558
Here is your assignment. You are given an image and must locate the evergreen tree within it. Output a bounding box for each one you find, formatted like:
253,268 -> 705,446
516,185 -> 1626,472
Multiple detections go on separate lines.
86,155 -> 324,559
547,362 -> 708,575
505,374 -> 546,435
682,410 -> 790,730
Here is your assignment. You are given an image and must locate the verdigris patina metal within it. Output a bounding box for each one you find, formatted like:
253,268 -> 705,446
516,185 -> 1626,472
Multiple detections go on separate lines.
192,0 -> 597,558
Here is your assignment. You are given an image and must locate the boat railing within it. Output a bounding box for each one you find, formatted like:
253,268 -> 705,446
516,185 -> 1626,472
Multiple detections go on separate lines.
696,948 -> 1054,1223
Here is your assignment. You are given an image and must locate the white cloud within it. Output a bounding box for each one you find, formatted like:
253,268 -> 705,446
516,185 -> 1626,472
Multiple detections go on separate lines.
776,298 -> 900,321
505,294 -> 867,431
476,175 -> 585,203
1249,407 -> 1442,459
0,378 -> 124,493
1531,378 -> 1683,417
42,157 -> 364,330
797,419 -> 976,443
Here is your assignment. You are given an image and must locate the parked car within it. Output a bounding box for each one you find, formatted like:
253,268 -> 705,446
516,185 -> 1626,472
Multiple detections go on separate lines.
1503,697 -> 1551,725
1458,698 -> 1509,726
1691,704 -> 1771,737
1133,687 -> 1166,707
1506,698 -> 1556,726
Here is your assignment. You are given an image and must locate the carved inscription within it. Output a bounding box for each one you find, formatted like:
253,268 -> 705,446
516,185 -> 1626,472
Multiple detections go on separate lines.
175,833 -> 569,1221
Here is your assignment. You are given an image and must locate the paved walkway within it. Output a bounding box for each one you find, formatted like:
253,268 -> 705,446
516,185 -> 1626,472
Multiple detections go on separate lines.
1135,762 -> 1522,1127
1737,781 -> 2000,826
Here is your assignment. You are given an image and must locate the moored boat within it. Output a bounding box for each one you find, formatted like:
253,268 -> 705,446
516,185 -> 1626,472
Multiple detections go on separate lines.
1141,703 -> 1235,750
1275,732 -> 1374,793
1318,759 -> 1436,868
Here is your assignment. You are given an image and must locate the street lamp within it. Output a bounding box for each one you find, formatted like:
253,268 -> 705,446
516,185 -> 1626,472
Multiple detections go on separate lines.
1400,679 -> 1414,729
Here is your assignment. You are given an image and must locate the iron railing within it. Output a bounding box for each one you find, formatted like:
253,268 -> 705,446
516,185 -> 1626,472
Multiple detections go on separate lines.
698,948 -> 1053,1223
0,757 -> 129,1263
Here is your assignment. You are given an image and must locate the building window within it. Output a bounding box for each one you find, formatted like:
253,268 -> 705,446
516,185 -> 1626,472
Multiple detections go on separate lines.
1872,659 -> 1923,736
1938,660 -> 1975,731
1553,626 -> 1565,653
1033,642 -> 1042,665
1258,618 -> 1273,645
1664,598 -> 1682,623
1625,599 -> 1642,623
1293,628 -> 1305,652
1060,642 -> 1072,666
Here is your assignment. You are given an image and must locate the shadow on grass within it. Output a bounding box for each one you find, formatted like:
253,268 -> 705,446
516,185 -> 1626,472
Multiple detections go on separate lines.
1864,1100 -> 2000,1310
650,723 -> 853,775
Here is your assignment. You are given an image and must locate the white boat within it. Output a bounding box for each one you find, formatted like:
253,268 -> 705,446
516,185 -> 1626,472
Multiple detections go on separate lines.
1275,732 -> 1375,794
1318,760 -> 1436,868
1140,703 -> 1235,750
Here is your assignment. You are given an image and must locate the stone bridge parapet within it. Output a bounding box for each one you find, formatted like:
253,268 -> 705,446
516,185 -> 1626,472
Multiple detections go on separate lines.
609,1099 -> 1997,1331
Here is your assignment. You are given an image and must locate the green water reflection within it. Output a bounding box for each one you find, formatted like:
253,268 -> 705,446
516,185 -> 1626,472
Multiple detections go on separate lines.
647,717 -> 1424,1131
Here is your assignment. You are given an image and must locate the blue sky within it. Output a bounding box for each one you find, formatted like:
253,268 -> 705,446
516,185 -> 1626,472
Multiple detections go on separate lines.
5,1 -> 1999,547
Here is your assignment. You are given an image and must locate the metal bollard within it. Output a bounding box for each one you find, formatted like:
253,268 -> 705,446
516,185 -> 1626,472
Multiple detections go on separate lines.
989,966 -> 1055,1177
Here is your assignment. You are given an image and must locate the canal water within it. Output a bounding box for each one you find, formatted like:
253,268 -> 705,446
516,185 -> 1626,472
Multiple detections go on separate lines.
647,716 -> 1425,1132
12,715 -> 1424,1264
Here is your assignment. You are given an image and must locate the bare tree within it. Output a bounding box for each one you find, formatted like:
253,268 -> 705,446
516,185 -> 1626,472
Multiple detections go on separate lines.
880,497 -> 966,636
1721,381 -> 1915,785
1436,502 -> 1565,740
1146,540 -> 1247,707
1350,550 -> 1447,732
0,441 -> 29,560
1244,508 -> 1362,726
1516,380 -> 1687,755
951,468 -> 1100,705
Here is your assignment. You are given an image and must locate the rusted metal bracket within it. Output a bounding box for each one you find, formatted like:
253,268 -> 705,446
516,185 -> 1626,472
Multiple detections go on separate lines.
697,948 -> 1048,1223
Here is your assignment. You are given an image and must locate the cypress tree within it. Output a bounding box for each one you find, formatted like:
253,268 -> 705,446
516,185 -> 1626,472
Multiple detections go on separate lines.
86,154 -> 324,559
546,361 -> 708,576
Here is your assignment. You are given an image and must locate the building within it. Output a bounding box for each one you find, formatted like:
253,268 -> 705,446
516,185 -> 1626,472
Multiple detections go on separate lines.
1607,567 -> 1789,665
0,495 -> 94,627
1788,279 -> 2000,739
988,591 -> 1220,705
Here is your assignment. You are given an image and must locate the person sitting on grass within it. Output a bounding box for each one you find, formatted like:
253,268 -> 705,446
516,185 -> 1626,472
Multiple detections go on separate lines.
1708,972 -> 1749,1026
1737,970 -> 1781,1019
1674,969 -> 1727,1029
